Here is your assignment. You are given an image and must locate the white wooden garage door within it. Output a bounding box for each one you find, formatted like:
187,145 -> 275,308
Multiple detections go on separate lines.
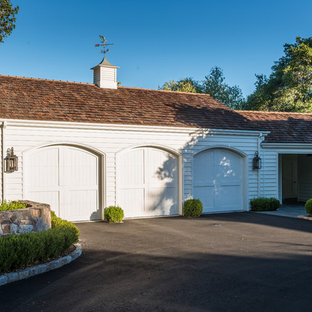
193,149 -> 244,213
25,145 -> 100,221
117,147 -> 179,218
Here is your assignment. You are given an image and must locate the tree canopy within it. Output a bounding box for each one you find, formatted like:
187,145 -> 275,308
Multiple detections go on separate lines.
245,37 -> 312,112
0,0 -> 19,43
160,78 -> 199,93
159,37 -> 312,113
159,67 -> 246,109
201,67 -> 245,110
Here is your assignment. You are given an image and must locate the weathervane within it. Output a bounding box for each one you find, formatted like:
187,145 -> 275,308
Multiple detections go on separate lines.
95,35 -> 113,57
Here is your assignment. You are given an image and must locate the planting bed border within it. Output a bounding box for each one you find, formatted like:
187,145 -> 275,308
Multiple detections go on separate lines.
0,243 -> 82,287
298,215 -> 312,221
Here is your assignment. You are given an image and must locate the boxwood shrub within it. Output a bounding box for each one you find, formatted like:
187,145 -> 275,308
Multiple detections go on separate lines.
183,199 -> 203,217
305,199 -> 312,216
0,200 -> 27,211
0,211 -> 79,274
104,206 -> 124,223
250,197 -> 280,211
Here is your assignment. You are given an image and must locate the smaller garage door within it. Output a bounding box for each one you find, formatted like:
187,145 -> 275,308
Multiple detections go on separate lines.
117,147 -> 179,218
193,148 -> 244,213
25,145 -> 100,221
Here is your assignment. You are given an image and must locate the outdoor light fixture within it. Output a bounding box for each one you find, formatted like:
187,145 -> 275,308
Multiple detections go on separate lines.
252,151 -> 262,170
4,147 -> 18,173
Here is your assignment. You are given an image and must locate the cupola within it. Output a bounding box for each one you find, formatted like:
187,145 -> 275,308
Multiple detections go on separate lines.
91,35 -> 119,89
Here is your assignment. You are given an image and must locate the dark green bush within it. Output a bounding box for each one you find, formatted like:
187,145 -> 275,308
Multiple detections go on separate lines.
0,200 -> 27,211
0,211 -> 79,274
305,199 -> 312,215
269,198 -> 281,210
250,197 -> 280,211
104,206 -> 124,223
183,199 -> 203,217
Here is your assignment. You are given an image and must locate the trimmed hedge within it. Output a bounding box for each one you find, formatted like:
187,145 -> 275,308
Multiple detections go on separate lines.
183,199 -> 203,217
0,211 -> 79,274
0,200 -> 27,211
305,199 -> 312,216
104,206 -> 124,223
250,197 -> 280,211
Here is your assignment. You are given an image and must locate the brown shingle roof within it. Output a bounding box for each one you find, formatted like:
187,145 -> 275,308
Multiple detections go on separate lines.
238,110 -> 312,143
0,75 -> 255,131
2,75 -> 312,144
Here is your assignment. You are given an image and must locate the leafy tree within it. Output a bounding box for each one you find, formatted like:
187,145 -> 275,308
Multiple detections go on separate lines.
246,37 -> 312,112
159,67 -> 246,109
201,67 -> 245,109
0,0 -> 19,43
160,78 -> 200,93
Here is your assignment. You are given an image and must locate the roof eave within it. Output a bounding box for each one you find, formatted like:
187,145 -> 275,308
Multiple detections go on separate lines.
0,118 -> 269,136
90,64 -> 119,70
262,142 -> 312,149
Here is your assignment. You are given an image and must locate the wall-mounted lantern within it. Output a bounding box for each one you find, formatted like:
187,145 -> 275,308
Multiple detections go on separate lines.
252,151 -> 262,170
4,147 -> 18,173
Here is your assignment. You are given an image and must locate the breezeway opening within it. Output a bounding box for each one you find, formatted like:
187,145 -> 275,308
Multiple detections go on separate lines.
279,154 -> 312,205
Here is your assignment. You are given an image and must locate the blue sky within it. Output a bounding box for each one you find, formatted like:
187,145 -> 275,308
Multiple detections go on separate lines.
1,0 -> 311,96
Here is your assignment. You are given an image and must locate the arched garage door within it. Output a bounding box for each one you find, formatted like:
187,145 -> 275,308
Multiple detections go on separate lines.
193,148 -> 244,213
24,145 -> 100,221
117,147 -> 179,218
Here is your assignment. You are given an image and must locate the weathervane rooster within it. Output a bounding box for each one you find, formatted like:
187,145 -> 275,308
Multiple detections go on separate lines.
95,35 -> 114,57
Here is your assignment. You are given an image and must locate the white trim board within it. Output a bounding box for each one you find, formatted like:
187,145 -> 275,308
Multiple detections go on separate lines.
262,143 -> 312,149
0,118 -> 269,137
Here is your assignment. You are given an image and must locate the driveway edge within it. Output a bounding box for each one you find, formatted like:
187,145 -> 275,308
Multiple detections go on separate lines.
0,243 -> 82,287
298,215 -> 312,221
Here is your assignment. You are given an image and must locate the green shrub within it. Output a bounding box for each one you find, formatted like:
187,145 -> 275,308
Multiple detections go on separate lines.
183,199 -> 203,217
0,200 -> 27,211
0,211 -> 79,274
250,197 -> 280,211
104,206 -> 124,223
269,198 -> 281,210
305,199 -> 312,216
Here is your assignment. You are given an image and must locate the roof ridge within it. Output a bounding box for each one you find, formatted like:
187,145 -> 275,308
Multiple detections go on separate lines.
0,74 -> 94,86
238,110 -> 312,116
0,74 -> 211,96
118,86 -> 211,96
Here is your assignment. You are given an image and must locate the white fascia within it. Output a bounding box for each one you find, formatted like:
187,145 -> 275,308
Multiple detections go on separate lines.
262,143 -> 312,149
1,118 -> 269,136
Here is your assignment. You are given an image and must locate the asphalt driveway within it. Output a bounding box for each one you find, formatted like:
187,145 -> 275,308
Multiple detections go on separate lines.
1,212 -> 312,312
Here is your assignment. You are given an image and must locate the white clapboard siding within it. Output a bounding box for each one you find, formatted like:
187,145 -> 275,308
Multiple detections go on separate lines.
1,120 -> 265,217
0,125 -> 3,201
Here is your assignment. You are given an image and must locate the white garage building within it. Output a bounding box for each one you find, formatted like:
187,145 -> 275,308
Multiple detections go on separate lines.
1,58 -> 312,221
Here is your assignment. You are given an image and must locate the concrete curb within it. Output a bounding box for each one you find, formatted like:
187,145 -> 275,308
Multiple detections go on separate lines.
298,215 -> 312,221
0,243 -> 82,287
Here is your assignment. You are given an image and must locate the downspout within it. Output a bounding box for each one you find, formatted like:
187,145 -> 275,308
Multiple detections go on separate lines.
1,121 -> 6,202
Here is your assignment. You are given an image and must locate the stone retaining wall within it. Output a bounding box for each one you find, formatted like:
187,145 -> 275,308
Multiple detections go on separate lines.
0,201 -> 51,236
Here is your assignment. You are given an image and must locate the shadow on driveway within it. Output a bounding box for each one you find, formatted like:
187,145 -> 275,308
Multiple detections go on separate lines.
1,213 -> 312,312
203,211 -> 312,234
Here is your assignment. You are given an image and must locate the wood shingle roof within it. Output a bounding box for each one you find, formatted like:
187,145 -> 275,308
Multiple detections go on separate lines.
2,75 -> 312,144
238,110 -> 312,144
0,75 -> 255,131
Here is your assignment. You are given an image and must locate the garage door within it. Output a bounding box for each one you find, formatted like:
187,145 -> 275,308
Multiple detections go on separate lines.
25,145 -> 100,221
193,149 -> 244,213
117,147 -> 179,218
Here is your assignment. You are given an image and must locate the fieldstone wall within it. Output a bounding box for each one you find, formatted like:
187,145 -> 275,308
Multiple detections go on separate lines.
0,201 -> 51,236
